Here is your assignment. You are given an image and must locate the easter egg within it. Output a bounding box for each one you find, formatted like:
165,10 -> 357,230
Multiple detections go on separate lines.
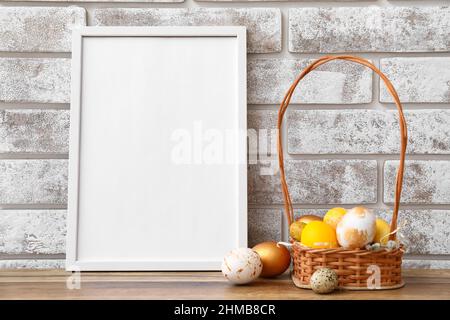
289,215 -> 321,242
323,207 -> 347,230
252,242 -> 291,278
310,268 -> 339,294
297,214 -> 322,224
301,221 -> 338,249
289,221 -> 306,242
374,218 -> 391,245
336,206 -> 376,249
221,248 -> 262,284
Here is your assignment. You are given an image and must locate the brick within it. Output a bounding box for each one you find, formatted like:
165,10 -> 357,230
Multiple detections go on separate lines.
0,160 -> 67,204
93,8 -> 281,53
0,58 -> 70,103
287,109 -> 450,154
247,110 -> 277,158
380,58 -> 450,103
0,109 -> 69,153
248,110 -> 277,131
248,58 -> 372,104
248,160 -> 377,205
0,259 -> 64,269
403,259 -> 450,269
289,7 -> 450,53
378,210 -> 450,255
0,210 -> 66,254
294,208 -> 450,255
248,208 -> 282,247
384,161 -> 450,204
0,7 -> 85,52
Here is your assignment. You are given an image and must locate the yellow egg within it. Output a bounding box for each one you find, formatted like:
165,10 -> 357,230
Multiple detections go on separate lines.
374,218 -> 391,245
336,207 -> 376,249
301,221 -> 338,249
289,214 -> 322,242
323,207 -> 347,229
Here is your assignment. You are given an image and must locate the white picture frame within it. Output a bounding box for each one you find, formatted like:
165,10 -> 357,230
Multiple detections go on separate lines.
66,26 -> 247,271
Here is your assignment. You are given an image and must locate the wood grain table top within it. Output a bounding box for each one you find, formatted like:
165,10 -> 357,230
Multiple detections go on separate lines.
0,269 -> 449,300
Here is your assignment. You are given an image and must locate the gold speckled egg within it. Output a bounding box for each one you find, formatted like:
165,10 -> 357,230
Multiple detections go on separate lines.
310,268 -> 339,294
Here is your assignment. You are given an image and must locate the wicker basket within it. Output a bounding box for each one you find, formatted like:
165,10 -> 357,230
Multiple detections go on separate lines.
277,55 -> 408,290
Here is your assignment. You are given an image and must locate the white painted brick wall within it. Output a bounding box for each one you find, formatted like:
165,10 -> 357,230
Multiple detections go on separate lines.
0,7 -> 85,52
0,1 -> 449,269
0,58 -> 70,103
248,159 -> 377,204
0,110 -> 69,153
380,58 -> 450,103
289,7 -> 450,53
247,58 -> 372,104
384,161 -> 450,204
286,109 -> 450,154
93,8 -> 282,53
0,160 -> 67,204
0,210 -> 66,254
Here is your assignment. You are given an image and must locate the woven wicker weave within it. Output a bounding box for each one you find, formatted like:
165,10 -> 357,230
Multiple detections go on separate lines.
277,56 -> 408,290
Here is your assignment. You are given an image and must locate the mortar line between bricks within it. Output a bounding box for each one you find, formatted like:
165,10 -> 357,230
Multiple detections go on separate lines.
247,104 -> 450,110
405,254 -> 450,260
0,154 -> 68,159
376,160 -> 385,208
2,103 -> 450,111
280,154 -> 450,160
0,103 -> 70,110
1,254 -> 448,261
281,52 -> 450,59
1,204 -> 447,211
0,52 -> 70,59
248,204 -> 450,210
4,154 -> 449,161
0,254 -> 65,260
0,204 -> 67,210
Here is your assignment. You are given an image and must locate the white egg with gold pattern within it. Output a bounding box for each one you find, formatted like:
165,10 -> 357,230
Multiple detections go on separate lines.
221,248 -> 263,284
336,206 -> 376,249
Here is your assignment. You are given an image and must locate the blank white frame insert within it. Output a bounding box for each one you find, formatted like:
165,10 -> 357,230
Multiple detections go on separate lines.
67,27 -> 247,271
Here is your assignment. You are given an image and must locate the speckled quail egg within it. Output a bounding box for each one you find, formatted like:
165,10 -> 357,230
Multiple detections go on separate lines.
221,248 -> 263,285
310,268 -> 339,294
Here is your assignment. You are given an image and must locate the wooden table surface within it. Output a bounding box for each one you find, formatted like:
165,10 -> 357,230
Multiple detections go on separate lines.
0,269 -> 449,300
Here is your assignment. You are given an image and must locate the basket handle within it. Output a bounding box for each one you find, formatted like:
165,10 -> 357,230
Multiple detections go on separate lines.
277,55 -> 408,241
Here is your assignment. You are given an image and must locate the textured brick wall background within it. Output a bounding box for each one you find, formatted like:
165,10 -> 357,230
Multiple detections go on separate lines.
0,0 -> 449,269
